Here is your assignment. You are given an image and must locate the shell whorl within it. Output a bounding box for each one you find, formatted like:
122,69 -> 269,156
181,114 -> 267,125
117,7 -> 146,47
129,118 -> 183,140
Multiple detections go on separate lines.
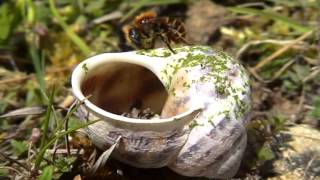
71,46 -> 251,179
137,46 -> 251,178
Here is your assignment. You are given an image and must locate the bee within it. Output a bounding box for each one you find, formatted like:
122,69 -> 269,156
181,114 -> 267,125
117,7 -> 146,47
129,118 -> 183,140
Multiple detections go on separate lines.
123,11 -> 191,53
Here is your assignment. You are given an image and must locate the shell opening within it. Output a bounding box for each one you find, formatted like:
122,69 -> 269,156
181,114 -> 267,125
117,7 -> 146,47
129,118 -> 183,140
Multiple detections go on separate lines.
80,62 -> 168,118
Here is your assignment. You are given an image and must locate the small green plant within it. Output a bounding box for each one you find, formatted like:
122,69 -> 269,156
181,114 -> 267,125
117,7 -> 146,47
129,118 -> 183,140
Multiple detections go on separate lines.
310,97 -> 320,120
39,165 -> 53,180
270,115 -> 287,133
257,146 -> 275,162
11,140 -> 28,157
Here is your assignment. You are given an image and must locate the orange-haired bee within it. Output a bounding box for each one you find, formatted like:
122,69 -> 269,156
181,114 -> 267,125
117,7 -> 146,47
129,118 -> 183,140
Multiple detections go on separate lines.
123,11 -> 191,53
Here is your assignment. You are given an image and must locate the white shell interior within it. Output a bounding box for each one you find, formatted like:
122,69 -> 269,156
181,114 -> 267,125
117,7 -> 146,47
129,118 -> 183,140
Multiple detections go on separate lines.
71,52 -> 202,131
80,61 -> 168,116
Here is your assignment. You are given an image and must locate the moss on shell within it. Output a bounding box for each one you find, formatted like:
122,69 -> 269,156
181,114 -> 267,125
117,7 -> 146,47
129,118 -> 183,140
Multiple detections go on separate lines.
135,45 -> 251,122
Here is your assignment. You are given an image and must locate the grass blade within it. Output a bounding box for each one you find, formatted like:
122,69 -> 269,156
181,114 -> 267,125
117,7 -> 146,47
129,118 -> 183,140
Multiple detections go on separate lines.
143,0 -> 185,6
39,87 -> 55,151
120,0 -> 185,23
266,0 -> 319,8
228,7 -> 314,33
48,0 -> 92,56
30,47 -> 48,102
34,119 -> 101,169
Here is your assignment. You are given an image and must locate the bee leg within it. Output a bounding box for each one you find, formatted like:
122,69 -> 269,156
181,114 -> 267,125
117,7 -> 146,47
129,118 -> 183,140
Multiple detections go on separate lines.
159,34 -> 176,54
180,37 -> 194,46
169,28 -> 194,46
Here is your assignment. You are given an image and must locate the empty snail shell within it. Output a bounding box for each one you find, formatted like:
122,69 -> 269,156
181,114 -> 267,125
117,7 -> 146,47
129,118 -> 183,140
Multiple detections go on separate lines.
71,46 -> 251,179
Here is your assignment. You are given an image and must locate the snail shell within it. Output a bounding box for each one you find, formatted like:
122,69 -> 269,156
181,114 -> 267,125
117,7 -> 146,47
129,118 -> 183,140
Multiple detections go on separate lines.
71,46 -> 251,179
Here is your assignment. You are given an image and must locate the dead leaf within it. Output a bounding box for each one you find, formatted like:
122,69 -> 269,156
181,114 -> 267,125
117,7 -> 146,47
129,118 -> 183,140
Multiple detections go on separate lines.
90,136 -> 121,174
0,106 -> 47,118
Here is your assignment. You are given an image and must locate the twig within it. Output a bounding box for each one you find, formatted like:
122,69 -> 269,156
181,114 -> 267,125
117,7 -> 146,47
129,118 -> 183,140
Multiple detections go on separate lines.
304,57 -> 319,65
0,66 -> 71,85
88,149 -> 97,169
47,148 -> 84,155
63,97 -> 90,156
52,143 -> 62,163
92,11 -> 123,25
247,66 -> 266,82
304,105 -> 315,110
236,39 -> 305,60
247,57 -> 296,83
0,166 -> 23,175
265,59 -> 296,83
0,151 -> 30,171
252,31 -> 313,72
303,66 -> 320,83
0,75 -> 31,85
303,155 -> 318,180
59,95 -> 75,109
65,100 -> 79,156
237,2 -> 269,8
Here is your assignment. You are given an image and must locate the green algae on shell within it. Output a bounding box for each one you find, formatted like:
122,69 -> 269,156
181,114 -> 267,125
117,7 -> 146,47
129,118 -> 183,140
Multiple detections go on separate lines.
135,46 -> 250,122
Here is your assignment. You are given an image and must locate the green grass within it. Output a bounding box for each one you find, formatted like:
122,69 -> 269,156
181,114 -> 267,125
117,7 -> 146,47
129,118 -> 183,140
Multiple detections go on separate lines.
48,0 -> 92,56
228,7 -> 314,33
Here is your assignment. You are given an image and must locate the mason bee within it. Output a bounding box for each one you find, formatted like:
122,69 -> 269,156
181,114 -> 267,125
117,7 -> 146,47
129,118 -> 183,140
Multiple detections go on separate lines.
123,11 -> 191,53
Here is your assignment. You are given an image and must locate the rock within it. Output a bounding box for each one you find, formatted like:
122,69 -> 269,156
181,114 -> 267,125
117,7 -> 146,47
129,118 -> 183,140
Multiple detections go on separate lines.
269,125 -> 320,180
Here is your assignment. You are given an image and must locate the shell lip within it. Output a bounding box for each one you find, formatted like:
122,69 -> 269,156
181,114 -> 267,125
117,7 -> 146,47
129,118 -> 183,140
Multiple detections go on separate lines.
71,52 -> 203,126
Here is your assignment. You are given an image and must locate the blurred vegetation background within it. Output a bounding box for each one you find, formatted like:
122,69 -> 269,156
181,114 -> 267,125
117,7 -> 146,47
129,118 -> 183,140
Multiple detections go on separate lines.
0,0 -> 319,179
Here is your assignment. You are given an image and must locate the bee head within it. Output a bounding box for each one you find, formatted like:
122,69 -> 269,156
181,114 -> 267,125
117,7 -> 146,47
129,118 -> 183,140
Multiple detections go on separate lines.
128,27 -> 143,48
124,26 -> 154,49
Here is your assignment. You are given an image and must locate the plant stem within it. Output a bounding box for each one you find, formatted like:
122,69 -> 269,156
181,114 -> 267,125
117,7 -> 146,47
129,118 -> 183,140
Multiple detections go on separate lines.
34,119 -> 100,169
39,88 -> 55,150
